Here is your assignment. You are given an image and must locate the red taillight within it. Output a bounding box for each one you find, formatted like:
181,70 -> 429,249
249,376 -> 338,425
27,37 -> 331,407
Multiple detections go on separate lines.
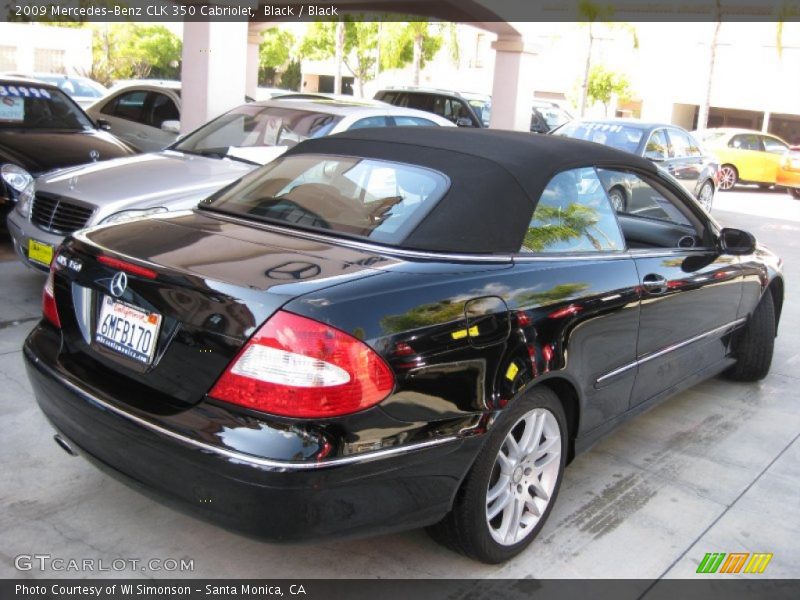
42,268 -> 61,329
209,310 -> 395,418
97,255 -> 157,279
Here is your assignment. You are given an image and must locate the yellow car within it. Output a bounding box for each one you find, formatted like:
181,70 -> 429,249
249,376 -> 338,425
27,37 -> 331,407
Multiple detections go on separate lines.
695,128 -> 790,191
777,146 -> 800,199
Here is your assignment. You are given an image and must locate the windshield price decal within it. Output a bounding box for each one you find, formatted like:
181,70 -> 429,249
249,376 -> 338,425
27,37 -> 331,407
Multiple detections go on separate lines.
0,85 -> 51,99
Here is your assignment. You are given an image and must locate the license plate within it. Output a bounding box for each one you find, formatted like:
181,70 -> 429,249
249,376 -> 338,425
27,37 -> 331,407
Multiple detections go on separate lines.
28,239 -> 54,266
95,295 -> 162,365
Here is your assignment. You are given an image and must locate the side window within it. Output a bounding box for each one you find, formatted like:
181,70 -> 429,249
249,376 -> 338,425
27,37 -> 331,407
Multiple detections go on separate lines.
521,167 -> 624,253
597,169 -> 707,249
404,93 -> 434,112
455,101 -> 475,126
729,134 -> 763,151
105,90 -> 148,123
146,92 -> 179,129
644,129 -> 670,160
379,92 -> 397,104
668,129 -> 702,158
761,136 -> 788,155
349,116 -> 390,130
391,116 -> 438,127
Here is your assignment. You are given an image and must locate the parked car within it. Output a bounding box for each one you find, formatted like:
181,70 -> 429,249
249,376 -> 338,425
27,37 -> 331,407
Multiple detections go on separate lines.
530,100 -> 572,134
31,73 -> 107,108
0,76 -> 136,225
85,80 -> 182,152
7,97 -> 454,271
553,119 -> 718,211
24,128 -> 782,563
374,87 -> 491,127
777,145 -> 800,199
694,128 -> 790,191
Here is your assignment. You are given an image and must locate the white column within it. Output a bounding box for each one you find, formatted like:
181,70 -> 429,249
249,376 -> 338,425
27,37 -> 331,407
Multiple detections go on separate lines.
246,29 -> 261,99
488,35 -> 537,132
762,111 -> 771,133
180,21 -> 249,134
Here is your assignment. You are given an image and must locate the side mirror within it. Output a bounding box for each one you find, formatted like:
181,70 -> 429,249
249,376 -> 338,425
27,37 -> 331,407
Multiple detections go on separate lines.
719,227 -> 756,255
96,119 -> 111,131
161,120 -> 181,134
455,117 -> 474,128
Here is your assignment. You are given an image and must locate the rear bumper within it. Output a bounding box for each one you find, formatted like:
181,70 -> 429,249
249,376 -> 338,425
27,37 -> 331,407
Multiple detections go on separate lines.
776,168 -> 800,189
24,331 -> 479,542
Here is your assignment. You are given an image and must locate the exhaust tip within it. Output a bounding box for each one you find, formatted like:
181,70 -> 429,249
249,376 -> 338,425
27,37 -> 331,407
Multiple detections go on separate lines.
53,434 -> 78,457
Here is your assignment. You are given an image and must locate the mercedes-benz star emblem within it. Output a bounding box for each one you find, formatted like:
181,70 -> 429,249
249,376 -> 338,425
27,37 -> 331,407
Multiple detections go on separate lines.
89,149 -> 100,162
265,261 -> 322,281
109,271 -> 128,297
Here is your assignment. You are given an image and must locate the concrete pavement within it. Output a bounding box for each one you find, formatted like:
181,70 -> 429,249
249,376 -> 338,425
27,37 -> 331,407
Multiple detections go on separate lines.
0,188 -> 797,579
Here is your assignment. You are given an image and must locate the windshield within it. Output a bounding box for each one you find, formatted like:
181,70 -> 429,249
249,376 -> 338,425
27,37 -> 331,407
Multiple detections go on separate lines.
0,83 -> 94,130
203,153 -> 449,245
554,121 -> 645,154
468,99 -> 491,127
174,105 -> 344,163
536,106 -> 571,130
36,75 -> 106,98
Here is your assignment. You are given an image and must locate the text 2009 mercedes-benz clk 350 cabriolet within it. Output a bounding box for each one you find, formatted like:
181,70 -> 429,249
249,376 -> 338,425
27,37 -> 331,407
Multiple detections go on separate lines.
24,128 -> 783,563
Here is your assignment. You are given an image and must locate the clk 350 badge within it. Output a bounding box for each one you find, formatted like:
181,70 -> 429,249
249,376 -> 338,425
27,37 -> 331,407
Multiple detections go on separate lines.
55,254 -> 82,272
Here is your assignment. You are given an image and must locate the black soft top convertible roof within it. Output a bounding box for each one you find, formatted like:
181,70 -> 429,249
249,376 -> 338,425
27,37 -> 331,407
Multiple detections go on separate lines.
284,128 -> 658,254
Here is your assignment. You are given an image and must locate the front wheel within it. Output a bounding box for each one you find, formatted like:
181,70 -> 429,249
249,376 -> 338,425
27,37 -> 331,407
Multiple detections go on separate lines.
718,165 -> 738,191
724,288 -> 775,381
607,186 -> 627,212
427,386 -> 567,563
697,180 -> 715,211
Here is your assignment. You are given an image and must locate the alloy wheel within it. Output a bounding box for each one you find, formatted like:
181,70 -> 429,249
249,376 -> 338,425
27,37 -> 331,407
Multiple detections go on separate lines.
697,181 -> 714,211
718,166 -> 737,191
485,408 -> 562,546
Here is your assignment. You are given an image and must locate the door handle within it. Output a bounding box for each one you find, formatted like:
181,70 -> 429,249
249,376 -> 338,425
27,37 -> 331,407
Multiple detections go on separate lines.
642,273 -> 668,294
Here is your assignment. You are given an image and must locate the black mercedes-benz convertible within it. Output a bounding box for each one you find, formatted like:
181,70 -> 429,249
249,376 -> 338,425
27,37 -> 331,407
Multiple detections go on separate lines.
24,128 -> 783,563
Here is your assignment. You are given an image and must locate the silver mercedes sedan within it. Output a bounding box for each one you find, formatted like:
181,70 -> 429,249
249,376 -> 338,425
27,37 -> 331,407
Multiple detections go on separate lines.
7,97 -> 453,271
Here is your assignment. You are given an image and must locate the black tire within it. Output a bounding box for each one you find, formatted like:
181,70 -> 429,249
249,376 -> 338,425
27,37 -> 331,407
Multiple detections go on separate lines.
725,288 -> 775,381
789,188 -> 800,200
427,386 -> 567,563
757,183 -> 772,191
607,186 -> 627,212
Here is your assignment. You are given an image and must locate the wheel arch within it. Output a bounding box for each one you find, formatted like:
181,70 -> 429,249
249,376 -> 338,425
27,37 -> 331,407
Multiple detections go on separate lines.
767,276 -> 784,333
532,376 -> 581,464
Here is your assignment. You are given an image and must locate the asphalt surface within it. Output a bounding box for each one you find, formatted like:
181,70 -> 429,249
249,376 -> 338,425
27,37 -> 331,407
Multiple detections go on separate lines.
0,187 -> 798,579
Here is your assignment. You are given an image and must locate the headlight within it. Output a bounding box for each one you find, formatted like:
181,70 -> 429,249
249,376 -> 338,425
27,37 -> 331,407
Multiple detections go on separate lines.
1,164 -> 34,193
99,207 -> 168,225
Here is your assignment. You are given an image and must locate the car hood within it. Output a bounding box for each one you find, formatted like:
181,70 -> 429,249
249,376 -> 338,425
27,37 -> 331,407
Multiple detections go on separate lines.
0,129 -> 135,174
36,151 -> 257,210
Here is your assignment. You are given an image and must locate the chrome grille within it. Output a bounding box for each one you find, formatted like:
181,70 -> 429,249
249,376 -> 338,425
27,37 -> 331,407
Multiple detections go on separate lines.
30,193 -> 94,234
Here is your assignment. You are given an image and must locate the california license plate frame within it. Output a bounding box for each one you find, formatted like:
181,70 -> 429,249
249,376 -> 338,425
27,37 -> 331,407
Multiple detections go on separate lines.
94,295 -> 162,365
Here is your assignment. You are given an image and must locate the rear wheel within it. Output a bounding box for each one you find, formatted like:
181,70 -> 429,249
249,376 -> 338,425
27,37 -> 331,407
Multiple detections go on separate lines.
428,386 -> 567,563
725,288 -> 775,381
697,180 -> 714,211
718,165 -> 738,191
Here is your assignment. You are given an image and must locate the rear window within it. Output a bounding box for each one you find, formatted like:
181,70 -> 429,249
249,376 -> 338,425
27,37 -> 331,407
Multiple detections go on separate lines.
555,122 -> 644,154
203,154 -> 450,245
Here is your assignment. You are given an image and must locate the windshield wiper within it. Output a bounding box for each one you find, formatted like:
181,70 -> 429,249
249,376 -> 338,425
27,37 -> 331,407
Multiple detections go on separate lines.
176,147 -> 259,165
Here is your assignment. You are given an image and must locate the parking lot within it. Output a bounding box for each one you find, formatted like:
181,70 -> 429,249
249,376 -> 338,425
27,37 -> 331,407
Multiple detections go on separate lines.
1,187 -> 798,580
